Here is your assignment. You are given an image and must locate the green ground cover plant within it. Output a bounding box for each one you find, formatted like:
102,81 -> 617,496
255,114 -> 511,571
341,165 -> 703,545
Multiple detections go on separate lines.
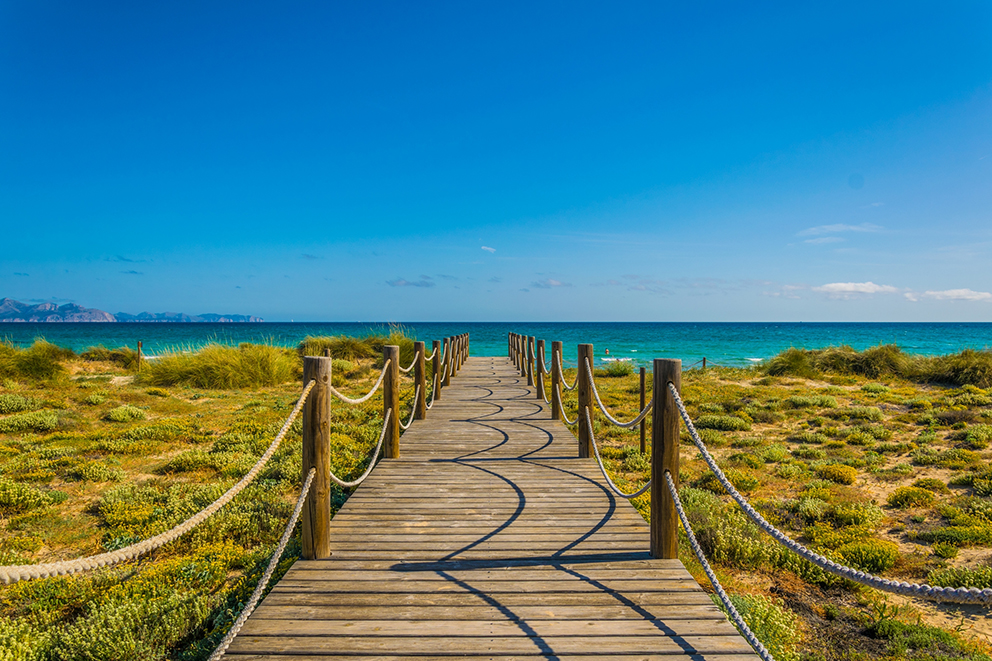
0,335 -> 421,660
571,344 -> 992,660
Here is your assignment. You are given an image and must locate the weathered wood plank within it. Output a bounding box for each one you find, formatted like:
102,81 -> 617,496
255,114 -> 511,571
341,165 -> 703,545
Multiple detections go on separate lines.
230,356 -> 756,660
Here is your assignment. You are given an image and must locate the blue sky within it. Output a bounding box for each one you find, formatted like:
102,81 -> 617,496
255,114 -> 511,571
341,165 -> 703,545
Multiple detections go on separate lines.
2,1 -> 990,321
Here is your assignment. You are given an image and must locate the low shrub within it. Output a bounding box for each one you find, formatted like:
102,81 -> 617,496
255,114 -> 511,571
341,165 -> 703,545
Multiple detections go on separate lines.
103,405 -> 146,423
0,410 -> 59,433
145,387 -> 169,397
0,394 -> 39,414
832,502 -> 884,527
911,447 -> 981,469
695,415 -> 751,432
816,464 -> 857,485
784,395 -> 838,409
828,406 -> 884,422
0,478 -> 65,514
82,393 -> 106,406
792,446 -> 826,460
788,431 -> 827,445
695,469 -> 759,494
926,565 -> 992,589
963,424 -> 992,450
861,383 -> 891,394
66,461 -> 126,483
931,542 -> 959,559
602,360 -> 635,377
721,594 -> 801,661
837,539 -> 899,572
887,486 -> 936,509
912,478 -> 950,495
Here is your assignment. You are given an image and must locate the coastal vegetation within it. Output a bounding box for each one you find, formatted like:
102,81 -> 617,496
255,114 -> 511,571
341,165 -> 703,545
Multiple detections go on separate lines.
0,335 -> 415,660
565,345 -> 992,661
0,337 -> 990,659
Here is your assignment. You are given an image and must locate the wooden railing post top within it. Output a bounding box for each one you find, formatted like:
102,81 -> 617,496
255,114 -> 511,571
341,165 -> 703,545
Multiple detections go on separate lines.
383,346 -> 401,458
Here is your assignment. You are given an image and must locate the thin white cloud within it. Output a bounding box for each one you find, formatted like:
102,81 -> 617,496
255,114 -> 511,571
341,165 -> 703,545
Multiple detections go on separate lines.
918,288 -> 992,302
804,237 -> 845,245
481,246 -> 496,253
813,281 -> 898,296
531,278 -> 571,289
797,223 -> 882,237
386,277 -> 435,288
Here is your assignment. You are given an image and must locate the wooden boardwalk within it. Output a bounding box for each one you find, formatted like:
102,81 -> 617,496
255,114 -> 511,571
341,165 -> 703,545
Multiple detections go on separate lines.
228,356 -> 758,660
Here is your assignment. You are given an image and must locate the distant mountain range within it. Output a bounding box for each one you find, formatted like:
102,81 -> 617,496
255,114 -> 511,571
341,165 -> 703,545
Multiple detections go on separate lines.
0,298 -> 263,323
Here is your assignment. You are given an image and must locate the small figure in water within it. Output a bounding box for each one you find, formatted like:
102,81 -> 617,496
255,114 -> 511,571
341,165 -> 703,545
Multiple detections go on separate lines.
605,349 -> 610,356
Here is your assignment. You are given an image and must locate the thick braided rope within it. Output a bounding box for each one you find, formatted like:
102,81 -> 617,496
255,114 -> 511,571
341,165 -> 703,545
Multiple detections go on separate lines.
558,384 -> 577,426
542,382 -> 551,405
426,372 -> 439,411
557,353 -> 577,391
0,380 -> 317,585
398,387 -> 419,431
398,353 -> 416,373
584,357 -> 652,429
329,409 -> 389,488
425,346 -> 438,361
584,408 -> 651,499
328,360 -> 390,404
664,470 -> 774,661
209,467 -> 316,661
669,383 -> 992,606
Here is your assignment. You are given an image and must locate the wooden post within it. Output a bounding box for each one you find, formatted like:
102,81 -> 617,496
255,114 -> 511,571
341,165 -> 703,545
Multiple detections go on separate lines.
551,341 -> 562,420
702,357 -> 706,370
535,339 -> 546,401
301,356 -> 332,560
442,338 -> 452,387
414,341 -> 426,420
577,343 -> 594,459
432,340 -> 442,401
136,341 -> 142,373
651,358 -> 682,559
526,336 -> 535,386
640,367 -> 647,453
508,333 -> 513,359
383,345 -> 400,458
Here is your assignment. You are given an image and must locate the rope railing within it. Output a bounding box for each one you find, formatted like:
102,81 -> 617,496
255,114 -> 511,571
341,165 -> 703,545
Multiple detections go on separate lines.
0,379 -> 318,585
209,466 -> 317,661
557,353 -> 577,391
584,409 -> 651,499
664,470 -> 773,661
328,359 -> 391,404
399,388 -> 419,430
558,384 -> 577,425
426,371 -> 439,410
668,382 -> 992,606
584,357 -> 652,429
330,409 -> 390,488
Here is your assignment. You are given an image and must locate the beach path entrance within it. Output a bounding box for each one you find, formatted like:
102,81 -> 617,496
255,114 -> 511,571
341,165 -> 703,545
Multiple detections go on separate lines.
225,356 -> 758,659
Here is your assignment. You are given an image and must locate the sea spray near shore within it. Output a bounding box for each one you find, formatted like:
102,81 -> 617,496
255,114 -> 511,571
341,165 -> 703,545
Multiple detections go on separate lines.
2,321 -> 990,368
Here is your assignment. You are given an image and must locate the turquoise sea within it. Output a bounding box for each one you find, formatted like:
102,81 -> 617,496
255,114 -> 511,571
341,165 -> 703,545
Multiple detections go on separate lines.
2,322 -> 991,368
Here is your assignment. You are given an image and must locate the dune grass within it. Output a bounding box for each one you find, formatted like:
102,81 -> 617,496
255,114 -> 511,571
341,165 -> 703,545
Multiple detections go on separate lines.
139,344 -> 299,389
766,344 -> 992,388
